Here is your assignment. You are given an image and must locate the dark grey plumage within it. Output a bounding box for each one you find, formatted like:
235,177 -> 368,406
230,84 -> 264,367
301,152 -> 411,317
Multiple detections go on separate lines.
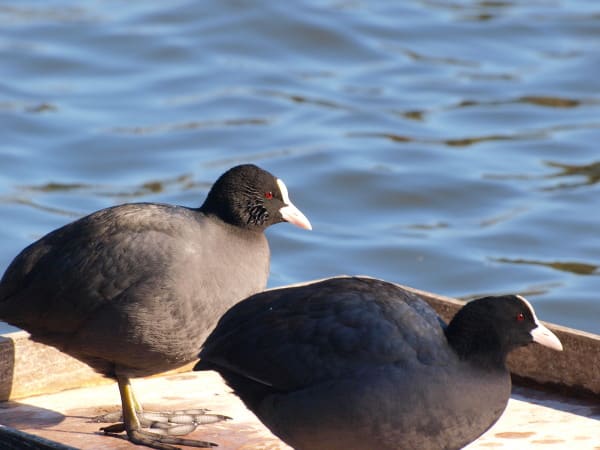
0,164 -> 311,449
196,276 -> 562,450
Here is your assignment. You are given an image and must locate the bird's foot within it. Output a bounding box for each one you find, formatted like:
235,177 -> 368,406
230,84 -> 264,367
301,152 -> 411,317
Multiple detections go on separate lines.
102,427 -> 217,450
97,409 -> 229,448
94,408 -> 230,431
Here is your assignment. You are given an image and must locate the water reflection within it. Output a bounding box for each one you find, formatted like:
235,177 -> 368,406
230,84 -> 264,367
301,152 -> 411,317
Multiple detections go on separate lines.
0,4 -> 94,25
443,134 -> 521,147
0,196 -> 80,218
518,96 -> 581,108
479,206 -> 528,228
399,110 -> 425,121
0,101 -> 57,113
21,182 -> 89,193
406,221 -> 450,230
459,72 -> 517,81
489,95 -> 593,109
107,174 -> 203,199
4,175 -> 204,218
492,257 -> 598,276
111,118 -> 270,135
391,94 -> 594,129
460,281 -> 564,302
347,130 -> 537,147
349,122 -> 600,149
544,161 -> 600,189
25,103 -> 57,113
347,132 -> 414,143
407,95 -> 589,119
258,89 -> 349,110
394,47 -> 477,67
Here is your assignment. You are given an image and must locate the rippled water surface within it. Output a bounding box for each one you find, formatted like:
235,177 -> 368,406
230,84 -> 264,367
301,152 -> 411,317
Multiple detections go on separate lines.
1,1 -> 599,334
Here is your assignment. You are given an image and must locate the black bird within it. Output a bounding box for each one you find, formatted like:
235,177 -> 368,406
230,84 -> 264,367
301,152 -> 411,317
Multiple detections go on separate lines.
0,164 -> 311,450
196,276 -> 563,450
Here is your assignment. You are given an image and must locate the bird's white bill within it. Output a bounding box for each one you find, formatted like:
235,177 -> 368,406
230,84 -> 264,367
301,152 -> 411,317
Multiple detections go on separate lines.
279,204 -> 312,230
277,178 -> 312,230
530,323 -> 563,351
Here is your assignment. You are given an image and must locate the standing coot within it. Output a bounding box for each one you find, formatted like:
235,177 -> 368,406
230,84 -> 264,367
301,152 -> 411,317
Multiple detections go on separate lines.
196,276 -> 562,450
0,164 -> 311,450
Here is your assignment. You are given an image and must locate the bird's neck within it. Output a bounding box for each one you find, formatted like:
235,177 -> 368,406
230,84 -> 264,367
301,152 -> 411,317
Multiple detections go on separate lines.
445,326 -> 508,372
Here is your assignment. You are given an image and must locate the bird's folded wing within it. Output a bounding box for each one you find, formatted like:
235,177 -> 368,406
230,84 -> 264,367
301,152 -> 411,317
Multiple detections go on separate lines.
199,277 -> 451,390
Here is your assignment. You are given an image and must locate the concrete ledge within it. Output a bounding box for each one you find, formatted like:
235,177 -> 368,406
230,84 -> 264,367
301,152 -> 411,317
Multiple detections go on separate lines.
0,332 -> 195,402
0,332 -> 108,401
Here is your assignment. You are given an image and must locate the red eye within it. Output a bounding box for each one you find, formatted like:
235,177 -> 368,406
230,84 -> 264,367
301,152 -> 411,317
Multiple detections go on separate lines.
264,191 -> 273,200
516,313 -> 525,322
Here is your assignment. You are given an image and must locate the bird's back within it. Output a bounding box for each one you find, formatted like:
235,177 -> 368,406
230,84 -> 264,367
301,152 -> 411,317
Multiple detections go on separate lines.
200,276 -> 450,385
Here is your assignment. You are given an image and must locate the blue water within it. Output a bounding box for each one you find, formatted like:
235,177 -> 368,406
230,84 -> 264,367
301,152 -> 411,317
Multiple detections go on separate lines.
1,0 -> 599,334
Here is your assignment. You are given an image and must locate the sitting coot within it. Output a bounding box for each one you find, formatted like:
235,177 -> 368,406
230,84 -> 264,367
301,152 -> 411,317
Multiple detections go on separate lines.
0,164 -> 311,450
196,276 -> 562,450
